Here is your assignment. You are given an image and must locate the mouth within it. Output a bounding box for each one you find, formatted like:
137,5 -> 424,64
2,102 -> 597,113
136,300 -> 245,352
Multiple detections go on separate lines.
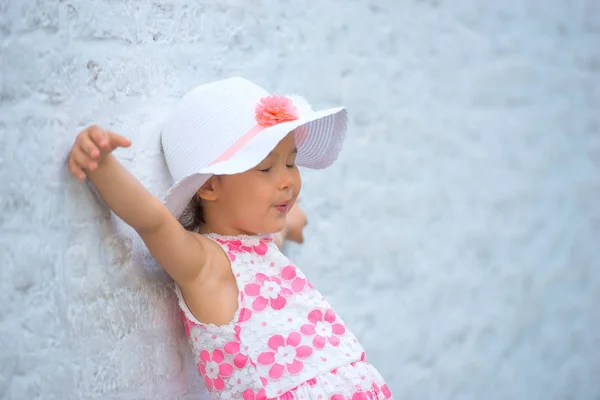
274,201 -> 290,213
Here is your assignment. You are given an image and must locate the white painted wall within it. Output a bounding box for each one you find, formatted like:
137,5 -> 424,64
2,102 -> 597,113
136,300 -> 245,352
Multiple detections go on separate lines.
1,0 -> 599,399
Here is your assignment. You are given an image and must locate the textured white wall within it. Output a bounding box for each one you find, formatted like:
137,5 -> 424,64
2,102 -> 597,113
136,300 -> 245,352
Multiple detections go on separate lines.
1,0 -> 599,399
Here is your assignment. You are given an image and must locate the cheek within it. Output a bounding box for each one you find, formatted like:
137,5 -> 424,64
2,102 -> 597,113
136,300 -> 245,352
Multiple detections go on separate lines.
241,185 -> 272,211
293,170 -> 302,196
220,185 -> 250,211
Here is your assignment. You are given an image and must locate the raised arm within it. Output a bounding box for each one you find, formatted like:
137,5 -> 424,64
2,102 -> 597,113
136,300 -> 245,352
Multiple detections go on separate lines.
68,125 -> 208,284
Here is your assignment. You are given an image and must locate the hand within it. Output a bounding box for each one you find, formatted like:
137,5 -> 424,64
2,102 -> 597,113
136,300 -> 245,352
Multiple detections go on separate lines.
273,203 -> 308,248
68,125 -> 131,181
285,203 -> 308,244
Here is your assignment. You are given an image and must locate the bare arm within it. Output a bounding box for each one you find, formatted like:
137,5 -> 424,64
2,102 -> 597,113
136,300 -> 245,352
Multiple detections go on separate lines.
87,154 -> 164,232
69,126 -> 208,284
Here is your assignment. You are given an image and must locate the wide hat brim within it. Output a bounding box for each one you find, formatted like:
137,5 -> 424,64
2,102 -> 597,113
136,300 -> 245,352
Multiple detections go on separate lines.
162,106 -> 347,219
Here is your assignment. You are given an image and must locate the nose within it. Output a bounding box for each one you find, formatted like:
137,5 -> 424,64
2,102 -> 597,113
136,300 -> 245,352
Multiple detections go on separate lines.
278,169 -> 294,190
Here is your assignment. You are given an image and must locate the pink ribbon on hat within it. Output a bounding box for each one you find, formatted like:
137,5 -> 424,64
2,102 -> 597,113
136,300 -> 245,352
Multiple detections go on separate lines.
210,95 -> 299,165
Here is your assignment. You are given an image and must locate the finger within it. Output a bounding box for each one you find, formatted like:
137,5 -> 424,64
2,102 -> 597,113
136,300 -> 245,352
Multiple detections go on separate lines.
107,131 -> 132,148
79,135 -> 100,159
74,148 -> 98,172
68,156 -> 87,181
88,125 -> 110,149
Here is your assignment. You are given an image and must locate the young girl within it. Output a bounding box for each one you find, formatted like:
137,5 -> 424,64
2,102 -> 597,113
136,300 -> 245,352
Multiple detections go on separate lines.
68,77 -> 392,399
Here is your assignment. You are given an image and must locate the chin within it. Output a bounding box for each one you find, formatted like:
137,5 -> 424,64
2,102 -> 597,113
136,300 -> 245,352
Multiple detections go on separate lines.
239,225 -> 282,236
262,227 -> 284,235
243,217 -> 285,236
261,223 -> 286,235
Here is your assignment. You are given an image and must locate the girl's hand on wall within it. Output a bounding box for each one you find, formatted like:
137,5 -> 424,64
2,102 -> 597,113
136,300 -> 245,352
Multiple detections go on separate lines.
68,125 -> 131,181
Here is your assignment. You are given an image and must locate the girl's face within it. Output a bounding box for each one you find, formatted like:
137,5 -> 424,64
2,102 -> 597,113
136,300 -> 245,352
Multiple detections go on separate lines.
199,132 -> 301,236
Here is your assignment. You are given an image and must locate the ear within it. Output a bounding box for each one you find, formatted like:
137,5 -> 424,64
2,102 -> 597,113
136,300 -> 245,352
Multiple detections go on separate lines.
197,177 -> 218,201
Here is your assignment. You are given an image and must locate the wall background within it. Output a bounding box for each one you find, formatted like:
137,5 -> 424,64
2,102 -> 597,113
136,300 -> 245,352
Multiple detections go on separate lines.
1,0 -> 599,399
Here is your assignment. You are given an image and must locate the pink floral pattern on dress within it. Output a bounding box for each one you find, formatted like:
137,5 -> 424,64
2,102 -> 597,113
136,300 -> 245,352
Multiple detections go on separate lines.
198,349 -> 234,391
237,307 -> 253,323
245,273 -> 293,311
330,393 -> 370,400
239,237 -> 270,255
257,332 -> 313,379
181,309 -> 195,336
215,238 -> 243,262
301,309 -> 346,349
379,383 -> 392,399
216,237 -> 271,258
224,340 -> 250,368
243,388 -> 268,400
330,382 -> 392,400
177,233 -> 391,399
280,265 -> 309,293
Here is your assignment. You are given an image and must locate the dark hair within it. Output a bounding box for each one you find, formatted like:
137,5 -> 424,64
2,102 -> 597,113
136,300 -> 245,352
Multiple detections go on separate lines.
178,194 -> 205,233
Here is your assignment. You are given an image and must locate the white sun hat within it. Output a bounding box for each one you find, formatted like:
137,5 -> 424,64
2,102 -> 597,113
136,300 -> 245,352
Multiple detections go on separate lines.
160,77 -> 348,219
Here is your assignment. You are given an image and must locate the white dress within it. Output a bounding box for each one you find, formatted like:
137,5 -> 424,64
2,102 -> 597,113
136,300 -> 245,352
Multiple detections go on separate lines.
175,233 -> 392,400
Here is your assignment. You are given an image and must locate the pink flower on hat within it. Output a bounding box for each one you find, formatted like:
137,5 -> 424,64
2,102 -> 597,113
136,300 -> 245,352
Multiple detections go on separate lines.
255,95 -> 299,126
